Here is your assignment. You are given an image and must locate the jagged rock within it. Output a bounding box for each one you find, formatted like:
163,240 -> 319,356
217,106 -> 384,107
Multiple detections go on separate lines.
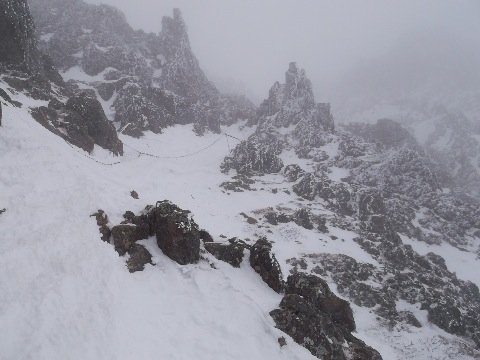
65,94 -> 123,155
199,229 -> 214,243
270,294 -> 345,359
292,173 -> 319,201
358,189 -> 389,234
126,244 -> 153,273
220,175 -> 255,192
292,209 -> 314,230
249,238 -> 284,293
111,224 -> 149,256
96,82 -> 115,102
285,273 -> 356,332
90,209 -> 111,242
283,164 -> 305,182
154,200 -> 200,265
0,0 -> 42,73
221,125 -> 284,175
204,240 -> 245,268
270,293 -> 382,360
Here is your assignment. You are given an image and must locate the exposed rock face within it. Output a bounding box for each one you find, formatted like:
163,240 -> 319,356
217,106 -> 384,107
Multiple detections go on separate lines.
249,238 -> 284,293
270,273 -> 382,360
154,201 -> 201,265
30,0 -> 251,137
65,94 -> 123,155
31,94 -> 124,155
286,273 -> 355,332
0,0 -> 42,73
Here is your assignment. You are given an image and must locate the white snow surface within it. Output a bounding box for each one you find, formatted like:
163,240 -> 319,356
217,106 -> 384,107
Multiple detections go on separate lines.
1,85 -> 479,359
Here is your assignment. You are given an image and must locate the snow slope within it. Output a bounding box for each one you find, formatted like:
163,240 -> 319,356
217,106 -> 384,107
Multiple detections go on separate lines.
1,86 -> 479,359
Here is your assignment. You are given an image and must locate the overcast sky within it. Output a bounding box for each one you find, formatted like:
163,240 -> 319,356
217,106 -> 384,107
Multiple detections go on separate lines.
84,0 -> 480,103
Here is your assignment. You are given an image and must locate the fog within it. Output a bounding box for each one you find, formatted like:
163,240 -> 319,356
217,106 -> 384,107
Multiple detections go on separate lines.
84,0 -> 480,104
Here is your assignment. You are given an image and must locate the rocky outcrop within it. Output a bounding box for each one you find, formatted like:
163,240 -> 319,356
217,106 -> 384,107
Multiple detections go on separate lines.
154,201 -> 201,265
221,123 -> 284,174
270,273 -> 382,360
65,94 -> 123,155
31,93 -> 124,155
249,238 -> 284,293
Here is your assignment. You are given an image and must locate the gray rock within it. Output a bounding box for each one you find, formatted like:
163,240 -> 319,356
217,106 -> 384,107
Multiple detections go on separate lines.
154,200 -> 200,265
249,238 -> 284,293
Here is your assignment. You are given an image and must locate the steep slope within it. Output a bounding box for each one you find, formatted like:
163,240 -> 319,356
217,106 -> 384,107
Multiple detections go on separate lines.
29,0 -> 254,137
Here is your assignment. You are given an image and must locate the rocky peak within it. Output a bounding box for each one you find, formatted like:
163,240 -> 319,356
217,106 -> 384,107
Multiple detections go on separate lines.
158,8 -> 218,101
0,0 -> 42,73
161,8 -> 189,50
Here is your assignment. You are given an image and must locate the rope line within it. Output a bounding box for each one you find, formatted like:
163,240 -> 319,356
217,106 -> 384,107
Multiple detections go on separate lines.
122,135 -> 224,159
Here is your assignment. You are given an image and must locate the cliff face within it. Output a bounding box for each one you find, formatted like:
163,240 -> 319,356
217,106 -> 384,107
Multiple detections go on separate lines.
0,0 -> 42,72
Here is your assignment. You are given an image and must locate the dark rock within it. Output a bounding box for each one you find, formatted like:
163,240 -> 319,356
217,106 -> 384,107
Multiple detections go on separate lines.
90,210 -> 111,242
285,273 -> 356,332
97,82 -> 116,101
398,311 -> 422,328
270,294 -> 344,359
358,190 -> 389,234
249,237 -> 284,293
126,244 -> 153,273
111,224 -> 149,256
204,241 -> 245,268
154,200 -> 200,265
130,190 -> 139,199
277,336 -> 287,347
199,229 -> 214,243
221,127 -> 284,175
65,94 -> 123,155
283,164 -> 305,182
292,209 -> 314,230
0,0 -> 42,73
240,212 -> 257,224
0,208 -> 6,215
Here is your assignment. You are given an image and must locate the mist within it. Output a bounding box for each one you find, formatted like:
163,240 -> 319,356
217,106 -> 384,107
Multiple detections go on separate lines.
83,0 -> 480,105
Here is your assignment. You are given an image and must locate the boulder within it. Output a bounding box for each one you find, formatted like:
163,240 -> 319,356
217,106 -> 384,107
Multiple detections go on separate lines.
65,94 -> 123,155
249,238 -> 284,293
154,200 -> 200,265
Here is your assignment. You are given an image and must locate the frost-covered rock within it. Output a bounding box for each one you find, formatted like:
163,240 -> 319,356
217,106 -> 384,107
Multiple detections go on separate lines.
154,200 -> 201,265
270,273 -> 382,360
249,238 -> 285,293
0,0 -> 42,73
223,62 -> 334,174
